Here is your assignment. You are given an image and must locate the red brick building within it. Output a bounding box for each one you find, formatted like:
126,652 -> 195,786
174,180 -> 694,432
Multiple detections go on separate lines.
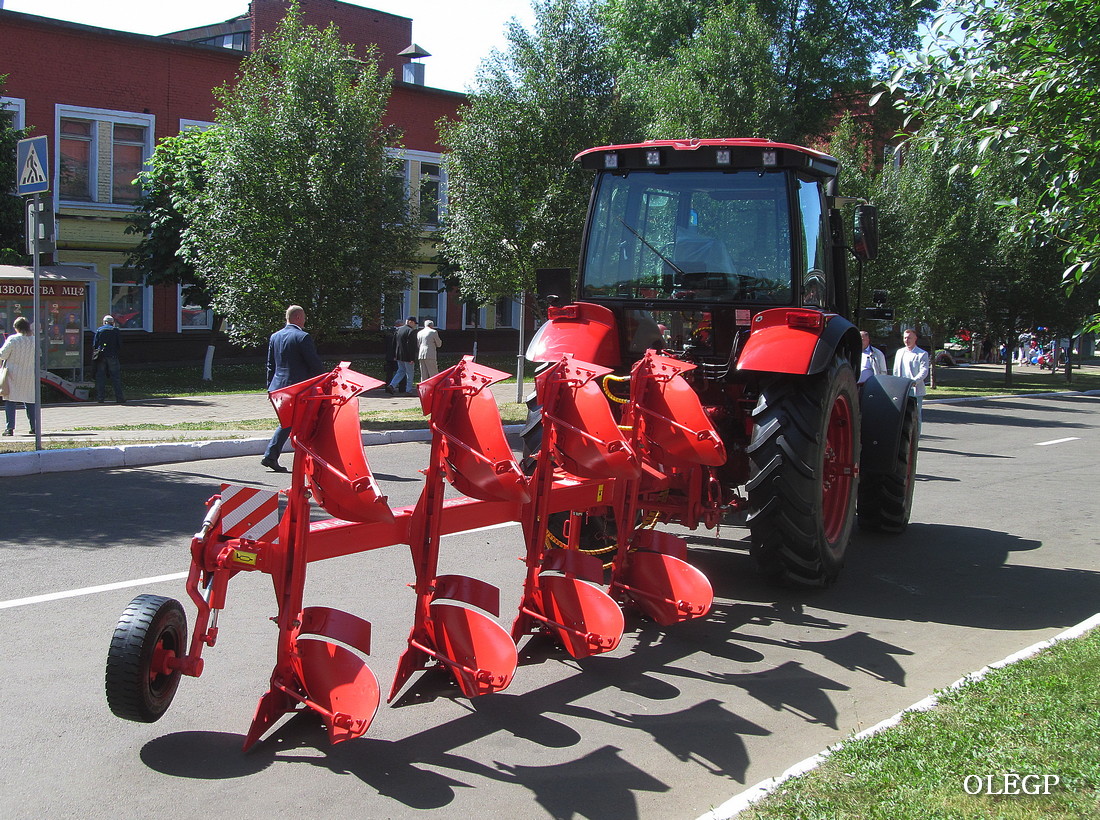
1,0 -> 520,369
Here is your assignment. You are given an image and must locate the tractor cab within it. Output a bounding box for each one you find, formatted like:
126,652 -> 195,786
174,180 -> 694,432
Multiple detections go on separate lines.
532,139 -> 877,369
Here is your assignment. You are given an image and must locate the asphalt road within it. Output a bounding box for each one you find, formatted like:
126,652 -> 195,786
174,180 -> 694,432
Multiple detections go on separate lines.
2,393 -> 1098,819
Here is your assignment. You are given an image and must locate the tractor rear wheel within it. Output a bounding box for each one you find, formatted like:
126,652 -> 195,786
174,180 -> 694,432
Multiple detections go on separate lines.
105,594 -> 187,722
857,399 -> 919,533
746,355 -> 860,587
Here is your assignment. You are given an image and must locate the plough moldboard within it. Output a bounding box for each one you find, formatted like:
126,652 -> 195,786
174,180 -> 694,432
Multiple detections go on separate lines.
105,352 -> 727,750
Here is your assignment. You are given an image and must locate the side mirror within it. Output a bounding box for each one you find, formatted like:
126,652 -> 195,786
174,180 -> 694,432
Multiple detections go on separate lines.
853,204 -> 879,262
535,267 -> 573,305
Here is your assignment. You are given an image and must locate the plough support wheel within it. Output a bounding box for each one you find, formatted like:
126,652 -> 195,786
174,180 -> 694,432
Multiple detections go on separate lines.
105,594 -> 187,723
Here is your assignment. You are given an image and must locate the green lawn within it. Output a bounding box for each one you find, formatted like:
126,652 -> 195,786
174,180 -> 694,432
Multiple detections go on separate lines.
928,361 -> 1100,400
735,627 -> 1100,819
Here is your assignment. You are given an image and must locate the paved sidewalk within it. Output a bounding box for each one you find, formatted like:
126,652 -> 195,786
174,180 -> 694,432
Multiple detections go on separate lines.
0,382 -> 531,476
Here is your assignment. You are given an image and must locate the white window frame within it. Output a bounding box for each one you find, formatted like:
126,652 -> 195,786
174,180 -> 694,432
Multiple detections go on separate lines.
415,275 -> 447,330
179,119 -> 215,132
388,148 -> 447,229
380,289 -> 409,330
462,302 -> 487,330
54,104 -> 155,210
1,96 -> 26,130
494,297 -> 520,330
108,265 -> 153,333
177,285 -> 213,331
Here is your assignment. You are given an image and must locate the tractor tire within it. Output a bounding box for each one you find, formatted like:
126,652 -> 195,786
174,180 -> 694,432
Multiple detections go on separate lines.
746,355 -> 860,587
105,594 -> 187,723
857,399 -> 919,533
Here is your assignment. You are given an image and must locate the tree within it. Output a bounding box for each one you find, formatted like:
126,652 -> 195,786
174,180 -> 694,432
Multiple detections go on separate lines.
606,0 -> 935,142
0,74 -> 27,264
127,127 -> 216,314
439,0 -> 624,304
881,0 -> 1100,291
866,140 -> 1096,386
180,6 -> 418,346
622,1 -> 787,140
868,143 -> 987,382
126,126 -> 223,378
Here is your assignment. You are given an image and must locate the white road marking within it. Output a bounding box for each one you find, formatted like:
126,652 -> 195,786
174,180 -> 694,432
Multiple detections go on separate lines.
1035,437 -> 1080,446
0,573 -> 189,610
0,522 -> 522,610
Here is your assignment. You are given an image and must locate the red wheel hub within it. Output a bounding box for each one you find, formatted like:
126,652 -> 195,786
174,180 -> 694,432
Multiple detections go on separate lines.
821,393 -> 855,543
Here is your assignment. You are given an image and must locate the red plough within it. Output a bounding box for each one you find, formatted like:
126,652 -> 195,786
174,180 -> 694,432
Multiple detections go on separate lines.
105,355 -> 723,749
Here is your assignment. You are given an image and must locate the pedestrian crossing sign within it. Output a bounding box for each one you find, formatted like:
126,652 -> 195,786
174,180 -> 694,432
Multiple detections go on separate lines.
17,136 -> 49,195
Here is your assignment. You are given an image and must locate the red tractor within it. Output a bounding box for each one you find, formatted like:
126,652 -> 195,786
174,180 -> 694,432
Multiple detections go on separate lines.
525,138 -> 919,587
103,139 -> 918,747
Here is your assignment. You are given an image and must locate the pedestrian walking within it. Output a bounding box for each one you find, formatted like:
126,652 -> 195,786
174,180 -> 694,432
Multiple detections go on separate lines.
92,315 -> 126,404
385,316 -> 418,395
0,316 -> 37,436
261,305 -> 325,472
892,327 -> 930,423
417,320 -> 442,381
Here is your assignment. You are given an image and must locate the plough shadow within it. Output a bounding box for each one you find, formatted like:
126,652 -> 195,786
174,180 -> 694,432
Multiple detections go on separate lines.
137,520 -> 1092,815
140,553 -> 886,817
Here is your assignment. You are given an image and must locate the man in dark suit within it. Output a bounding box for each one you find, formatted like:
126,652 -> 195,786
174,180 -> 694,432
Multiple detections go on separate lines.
385,316 -> 419,395
261,305 -> 325,472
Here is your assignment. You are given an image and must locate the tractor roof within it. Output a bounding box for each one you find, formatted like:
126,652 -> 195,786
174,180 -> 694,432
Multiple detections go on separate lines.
575,138 -> 839,178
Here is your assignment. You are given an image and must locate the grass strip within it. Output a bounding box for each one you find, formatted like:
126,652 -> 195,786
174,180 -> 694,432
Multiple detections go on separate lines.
735,627 -> 1100,819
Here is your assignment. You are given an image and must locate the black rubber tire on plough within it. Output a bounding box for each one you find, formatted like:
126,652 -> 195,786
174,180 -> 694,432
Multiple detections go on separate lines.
105,594 -> 187,723
857,399 -> 919,533
746,355 -> 860,588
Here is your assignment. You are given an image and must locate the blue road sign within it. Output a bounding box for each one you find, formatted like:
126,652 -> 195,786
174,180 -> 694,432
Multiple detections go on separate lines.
17,136 -> 50,196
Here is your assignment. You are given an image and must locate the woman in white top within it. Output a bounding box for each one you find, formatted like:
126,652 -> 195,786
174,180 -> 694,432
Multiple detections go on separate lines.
0,316 -> 37,436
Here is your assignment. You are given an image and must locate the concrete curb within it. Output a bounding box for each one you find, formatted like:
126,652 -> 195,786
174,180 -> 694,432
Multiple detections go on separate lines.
698,611 -> 1100,819
0,424 -> 526,476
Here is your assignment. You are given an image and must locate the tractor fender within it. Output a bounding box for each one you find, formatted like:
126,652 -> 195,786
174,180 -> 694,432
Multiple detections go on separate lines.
737,309 -> 860,376
526,302 -> 622,367
858,373 -> 916,473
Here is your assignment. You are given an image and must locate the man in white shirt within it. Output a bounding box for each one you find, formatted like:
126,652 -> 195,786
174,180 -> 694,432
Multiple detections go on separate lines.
858,330 -> 887,384
892,327 -> 930,422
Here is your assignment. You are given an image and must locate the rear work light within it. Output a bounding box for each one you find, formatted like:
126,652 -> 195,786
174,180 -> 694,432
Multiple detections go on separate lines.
786,310 -> 824,330
548,304 -> 579,320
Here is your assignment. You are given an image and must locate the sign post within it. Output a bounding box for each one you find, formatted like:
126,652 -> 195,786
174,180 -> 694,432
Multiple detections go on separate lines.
17,136 -> 50,451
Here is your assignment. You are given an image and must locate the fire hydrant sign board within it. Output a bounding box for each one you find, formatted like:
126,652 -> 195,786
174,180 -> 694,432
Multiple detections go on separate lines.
17,136 -> 49,195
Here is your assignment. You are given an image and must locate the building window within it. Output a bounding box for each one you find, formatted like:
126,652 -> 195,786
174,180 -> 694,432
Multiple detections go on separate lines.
381,289 -> 407,330
417,276 -> 445,327
113,124 -> 147,203
179,286 -> 213,330
179,119 -> 215,132
419,163 -> 441,225
389,150 -> 447,227
56,105 -> 154,206
1,96 -> 25,131
60,118 -> 94,201
462,302 -> 486,329
110,268 -> 149,331
495,297 -> 518,329
196,32 -> 249,50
